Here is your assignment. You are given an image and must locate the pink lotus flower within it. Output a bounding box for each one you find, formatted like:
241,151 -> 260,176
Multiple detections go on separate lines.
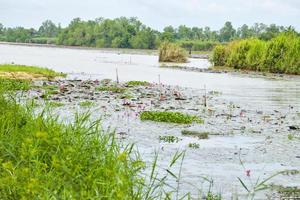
246,170 -> 251,177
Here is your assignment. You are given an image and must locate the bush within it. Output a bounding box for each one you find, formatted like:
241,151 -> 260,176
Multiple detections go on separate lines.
211,32 -> 300,74
159,42 -> 188,63
178,40 -> 219,51
211,45 -> 227,66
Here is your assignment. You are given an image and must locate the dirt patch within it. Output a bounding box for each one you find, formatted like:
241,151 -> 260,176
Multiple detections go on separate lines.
0,72 -> 49,80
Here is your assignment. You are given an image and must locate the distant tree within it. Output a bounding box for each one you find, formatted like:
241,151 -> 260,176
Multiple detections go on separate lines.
161,26 -> 176,42
237,24 -> 253,39
38,20 -> 58,37
0,23 -> 3,34
219,21 -> 236,42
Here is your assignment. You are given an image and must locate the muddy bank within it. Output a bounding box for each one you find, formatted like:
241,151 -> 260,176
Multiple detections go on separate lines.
24,78 -> 300,199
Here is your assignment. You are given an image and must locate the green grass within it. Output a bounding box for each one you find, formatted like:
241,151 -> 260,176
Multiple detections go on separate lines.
126,81 -> 150,86
79,101 -> 95,107
0,82 -> 147,199
211,32 -> 300,74
188,143 -> 200,149
47,101 -> 64,107
0,64 -> 66,79
181,130 -> 209,139
159,135 -> 180,143
96,86 -> 126,93
140,111 -> 203,124
0,78 -> 30,91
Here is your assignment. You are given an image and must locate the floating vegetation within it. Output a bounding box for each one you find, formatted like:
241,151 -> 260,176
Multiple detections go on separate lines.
159,42 -> 188,63
140,111 -> 203,124
79,101 -> 95,107
188,143 -> 200,149
181,130 -> 209,139
159,135 -> 180,143
126,81 -> 150,86
47,101 -> 64,107
96,86 -> 126,93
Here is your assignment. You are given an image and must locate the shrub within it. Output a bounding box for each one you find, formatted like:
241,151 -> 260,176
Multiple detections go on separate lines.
211,45 -> 227,66
159,42 -> 188,63
140,111 -> 203,124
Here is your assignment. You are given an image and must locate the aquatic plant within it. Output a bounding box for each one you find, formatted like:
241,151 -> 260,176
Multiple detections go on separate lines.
140,111 -> 203,124
159,42 -> 188,63
79,101 -> 95,107
188,143 -> 200,149
47,101 -> 64,107
181,130 -> 208,139
96,86 -> 126,93
159,135 -> 181,143
126,81 -> 150,86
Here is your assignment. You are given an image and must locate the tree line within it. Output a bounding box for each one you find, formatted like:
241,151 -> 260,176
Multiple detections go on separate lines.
0,17 -> 298,50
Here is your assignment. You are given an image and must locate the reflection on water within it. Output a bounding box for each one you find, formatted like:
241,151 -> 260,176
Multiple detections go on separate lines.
0,43 -> 299,110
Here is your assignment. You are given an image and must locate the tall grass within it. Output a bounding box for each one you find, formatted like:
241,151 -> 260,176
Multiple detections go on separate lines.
211,32 -> 300,74
159,42 -> 188,63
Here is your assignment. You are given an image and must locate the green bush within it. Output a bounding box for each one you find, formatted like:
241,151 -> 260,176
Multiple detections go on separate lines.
211,32 -> 300,74
211,45 -> 227,66
159,42 -> 188,63
140,111 -> 203,124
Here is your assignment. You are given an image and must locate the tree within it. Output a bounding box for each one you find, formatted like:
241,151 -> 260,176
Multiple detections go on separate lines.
38,20 -> 58,37
161,26 -> 176,42
219,21 -> 236,42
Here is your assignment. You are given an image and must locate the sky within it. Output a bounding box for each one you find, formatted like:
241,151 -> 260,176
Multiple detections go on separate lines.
0,0 -> 299,30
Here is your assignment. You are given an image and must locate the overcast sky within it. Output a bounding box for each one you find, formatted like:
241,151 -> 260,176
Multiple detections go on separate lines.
0,0 -> 299,30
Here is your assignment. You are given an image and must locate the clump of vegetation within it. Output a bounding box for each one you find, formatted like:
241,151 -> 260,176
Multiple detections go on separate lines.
188,143 -> 200,149
159,42 -> 188,63
0,78 -> 30,91
96,86 -> 126,93
0,64 -> 66,79
0,79 -> 161,199
181,130 -> 209,139
79,101 -> 95,107
140,111 -> 203,124
288,133 -> 294,140
126,81 -> 150,86
47,101 -> 64,107
211,32 -> 300,74
159,135 -> 180,143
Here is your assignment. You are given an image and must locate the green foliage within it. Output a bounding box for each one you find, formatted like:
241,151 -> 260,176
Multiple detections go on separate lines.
140,111 -> 203,124
79,101 -> 95,107
96,86 -> 126,93
0,83 -> 146,199
0,64 -> 65,79
188,143 -> 200,149
47,102 -> 64,107
0,79 -> 30,91
212,45 -> 227,66
181,130 -> 209,139
159,42 -> 188,63
177,40 -> 219,51
159,136 -> 180,143
126,81 -> 150,86
212,32 -> 300,74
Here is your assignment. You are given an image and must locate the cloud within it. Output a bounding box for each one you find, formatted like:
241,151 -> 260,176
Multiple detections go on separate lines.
0,0 -> 299,30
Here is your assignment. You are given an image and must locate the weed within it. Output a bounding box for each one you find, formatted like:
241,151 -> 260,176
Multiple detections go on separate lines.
159,135 -> 181,143
140,111 -> 204,124
126,81 -> 150,86
188,143 -> 200,149
182,130 -> 209,139
79,101 -> 95,107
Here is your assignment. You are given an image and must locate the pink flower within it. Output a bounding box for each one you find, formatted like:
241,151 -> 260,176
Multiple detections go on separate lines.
246,170 -> 251,177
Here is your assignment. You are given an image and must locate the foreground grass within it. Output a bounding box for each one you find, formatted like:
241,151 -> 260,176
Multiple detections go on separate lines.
0,64 -> 65,79
0,83 -> 146,199
140,111 -> 203,124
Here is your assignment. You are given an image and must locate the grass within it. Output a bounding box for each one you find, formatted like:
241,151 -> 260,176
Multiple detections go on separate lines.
188,143 -> 200,149
79,101 -> 95,107
0,78 -> 30,91
96,86 -> 126,93
159,135 -> 180,143
159,42 -> 188,63
126,81 -> 150,86
211,32 -> 300,75
47,101 -> 64,107
181,130 -> 209,139
140,111 -> 203,124
0,80 -> 146,199
0,64 -> 66,79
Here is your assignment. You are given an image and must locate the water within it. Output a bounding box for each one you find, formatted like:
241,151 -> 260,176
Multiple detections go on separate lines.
1,43 -> 300,111
1,43 -> 300,199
